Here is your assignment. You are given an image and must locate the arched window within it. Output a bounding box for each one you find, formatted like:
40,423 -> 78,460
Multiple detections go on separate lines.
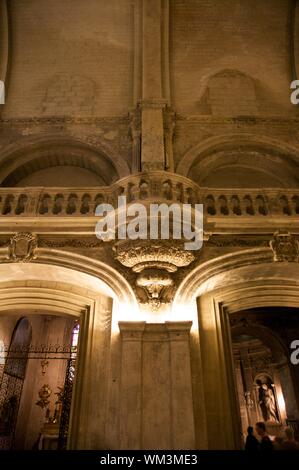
4,318 -> 32,378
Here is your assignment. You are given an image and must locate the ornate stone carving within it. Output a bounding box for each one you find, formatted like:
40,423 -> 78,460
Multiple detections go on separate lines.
208,236 -> 268,248
136,269 -> 173,310
114,240 -> 195,308
113,240 -> 195,273
8,232 -> 37,262
0,115 -> 129,125
270,231 -> 299,262
38,238 -> 103,248
138,98 -> 168,110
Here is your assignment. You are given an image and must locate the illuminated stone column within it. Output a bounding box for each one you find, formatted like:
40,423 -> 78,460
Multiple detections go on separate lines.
165,321 -> 195,449
196,293 -> 242,449
118,321 -> 195,449
68,294 -> 113,449
119,321 -> 145,449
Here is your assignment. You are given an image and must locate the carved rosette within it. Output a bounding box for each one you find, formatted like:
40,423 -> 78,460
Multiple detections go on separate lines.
114,240 -> 195,309
8,232 -> 38,262
270,231 -> 299,262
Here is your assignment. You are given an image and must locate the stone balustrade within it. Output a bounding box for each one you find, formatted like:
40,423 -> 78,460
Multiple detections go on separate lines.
0,172 -> 298,217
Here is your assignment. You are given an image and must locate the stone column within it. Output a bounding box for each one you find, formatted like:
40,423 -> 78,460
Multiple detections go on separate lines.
140,100 -> 166,171
276,363 -> 295,421
142,0 -> 162,99
129,107 -> 141,173
68,294 -> 113,449
164,107 -> 175,172
119,321 -> 145,449
140,0 -> 168,171
165,321 -> 195,449
141,323 -> 171,448
118,321 -> 195,449
196,294 -> 242,449
131,0 -> 173,172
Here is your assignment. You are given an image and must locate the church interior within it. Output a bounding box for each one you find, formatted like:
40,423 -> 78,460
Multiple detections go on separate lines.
0,0 -> 299,450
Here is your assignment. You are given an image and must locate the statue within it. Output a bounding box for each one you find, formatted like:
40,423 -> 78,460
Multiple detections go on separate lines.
256,379 -> 279,422
36,384 -> 51,409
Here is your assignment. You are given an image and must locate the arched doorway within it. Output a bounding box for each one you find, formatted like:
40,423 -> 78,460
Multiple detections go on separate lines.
231,308 -> 299,443
0,257 -> 137,449
174,252 -> 299,449
0,313 -> 81,450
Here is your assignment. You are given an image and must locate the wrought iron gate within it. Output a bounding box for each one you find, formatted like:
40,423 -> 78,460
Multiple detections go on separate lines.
0,370 -> 25,449
58,357 -> 77,449
58,322 -> 79,449
0,320 -> 79,450
0,318 -> 31,449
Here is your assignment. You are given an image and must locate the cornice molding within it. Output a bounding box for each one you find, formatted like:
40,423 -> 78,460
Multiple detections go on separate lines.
0,115 -> 130,125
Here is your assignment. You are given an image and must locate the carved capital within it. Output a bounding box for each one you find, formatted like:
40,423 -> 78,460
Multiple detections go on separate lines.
138,98 -> 168,110
114,240 -> 195,309
113,240 -> 195,273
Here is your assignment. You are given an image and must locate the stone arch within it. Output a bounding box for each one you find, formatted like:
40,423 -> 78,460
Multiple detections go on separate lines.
0,256 -> 138,449
175,248 -> 299,308
176,134 -> 299,188
174,249 -> 299,449
0,251 -> 138,321
174,247 -> 271,304
0,135 -> 130,187
231,322 -> 288,363
31,248 -> 137,306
